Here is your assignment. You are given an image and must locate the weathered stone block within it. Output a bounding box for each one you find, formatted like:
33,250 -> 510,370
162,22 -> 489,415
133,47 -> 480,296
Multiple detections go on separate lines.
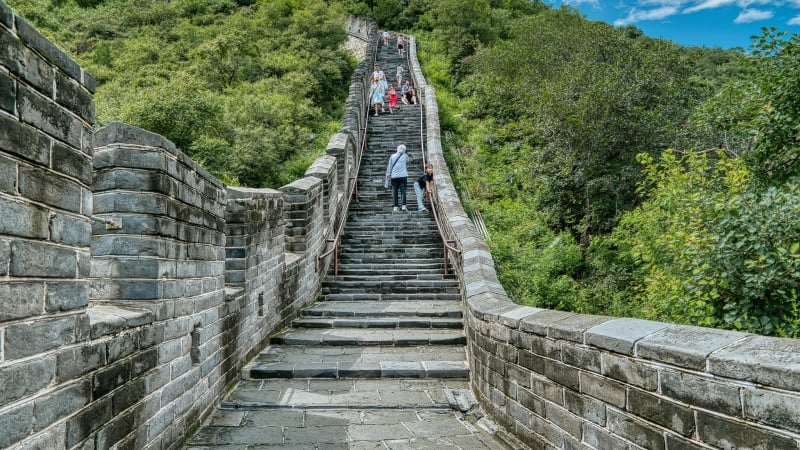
519,310 -> 575,336
627,388 -> 695,436
33,380 -> 90,432
601,353 -> 658,391
582,422 -> 630,450
586,318 -> 670,356
564,389 -> 606,426
93,359 -> 132,399
545,402 -> 583,439
15,15 -> 81,81
10,240 -> 78,278
107,331 -> 140,363
66,396 -> 112,448
56,342 -> 106,382
637,325 -> 748,371
0,281 -> 44,321
708,335 -> 800,392
696,410 -> 796,449
0,238 -> 8,276
518,387 -> 546,416
562,342 -> 600,373
743,388 -> 800,434
580,371 -> 626,408
19,162 -> 82,213
0,402 -> 33,448
55,70 -> 94,123
0,70 -> 14,113
18,83 -> 84,149
5,316 -> 77,359
45,280 -> 89,312
607,408 -> 665,450
0,28 -> 52,96
660,370 -> 741,417
52,140 -> 92,185
0,196 -> 50,240
0,356 -> 55,404
543,358 -> 580,391
0,154 -> 15,195
0,1 -> 11,28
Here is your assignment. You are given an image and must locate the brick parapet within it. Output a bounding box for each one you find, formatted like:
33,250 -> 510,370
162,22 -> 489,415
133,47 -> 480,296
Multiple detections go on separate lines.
410,33 -> 800,450
0,3 -> 375,448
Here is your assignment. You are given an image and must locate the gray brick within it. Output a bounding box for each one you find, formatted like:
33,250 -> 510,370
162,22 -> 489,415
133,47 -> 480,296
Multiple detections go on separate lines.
93,359 -> 132,399
66,396 -> 111,448
0,29 -> 53,95
637,325 -> 747,371
562,342 -> 600,373
52,140 -> 92,185
582,422 -> 630,450
544,358 -> 579,391
0,70 -> 14,113
530,335 -> 561,359
15,15 -> 81,81
0,154 -> 15,194
56,342 -> 107,382
54,69 -> 94,123
6,316 -> 77,359
518,387 -> 546,416
0,238 -> 8,275
33,380 -> 90,432
601,353 -> 658,391
0,281 -> 44,321
96,409 -> 135,449
660,370 -> 741,417
107,331 -> 140,363
0,402 -> 34,448
564,389 -> 606,426
743,388 -> 800,434
159,339 -> 183,364
45,280 -> 88,312
664,434 -> 711,450
11,240 -> 77,278
93,146 -> 165,171
545,402 -> 582,439
15,423 -> 68,450
94,122 -> 176,155
580,371 -> 626,408
18,163 -> 83,212
520,310 -> 576,336
0,357 -> 55,404
18,83 -> 83,148
627,388 -> 695,436
607,408 -> 665,450
696,410 -> 796,449
547,314 -> 613,343
0,196 -> 50,239
0,2 -> 11,29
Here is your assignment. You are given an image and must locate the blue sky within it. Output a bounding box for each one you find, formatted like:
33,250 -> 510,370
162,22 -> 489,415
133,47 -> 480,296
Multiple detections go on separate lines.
551,0 -> 800,49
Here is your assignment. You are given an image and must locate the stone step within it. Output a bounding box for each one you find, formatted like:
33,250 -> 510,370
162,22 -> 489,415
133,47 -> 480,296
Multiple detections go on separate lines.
270,328 -> 466,346
301,300 -> 462,318
247,345 -> 468,381
321,281 -> 459,295
291,317 -> 462,329
322,292 -> 461,302
327,273 -> 456,281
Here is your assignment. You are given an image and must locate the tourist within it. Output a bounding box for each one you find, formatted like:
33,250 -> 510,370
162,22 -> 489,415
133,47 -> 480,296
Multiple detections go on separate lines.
414,164 -> 433,212
385,144 -> 409,212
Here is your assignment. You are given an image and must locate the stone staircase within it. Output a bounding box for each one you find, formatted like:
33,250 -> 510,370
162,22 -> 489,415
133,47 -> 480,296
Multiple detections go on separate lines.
244,36 -> 468,382
185,34 -> 512,450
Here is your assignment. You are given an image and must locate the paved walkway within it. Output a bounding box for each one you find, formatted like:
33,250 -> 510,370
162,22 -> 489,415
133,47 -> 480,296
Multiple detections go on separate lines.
184,33 -> 517,450
187,379 -> 509,449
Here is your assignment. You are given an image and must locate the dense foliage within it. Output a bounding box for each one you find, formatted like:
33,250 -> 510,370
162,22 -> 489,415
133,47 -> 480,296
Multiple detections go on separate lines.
8,0 -> 355,187
360,1 -> 800,337
14,0 -> 800,336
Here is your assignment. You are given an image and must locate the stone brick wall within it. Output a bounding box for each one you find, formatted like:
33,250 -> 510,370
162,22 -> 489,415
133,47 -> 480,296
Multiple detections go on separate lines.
409,34 -> 800,450
0,2 -> 379,448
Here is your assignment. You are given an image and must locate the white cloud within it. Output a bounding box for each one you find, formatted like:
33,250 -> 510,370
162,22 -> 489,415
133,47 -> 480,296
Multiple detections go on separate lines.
614,6 -> 681,25
562,0 -> 601,6
684,0 -> 736,13
734,7 -> 774,22
790,14 -> 800,24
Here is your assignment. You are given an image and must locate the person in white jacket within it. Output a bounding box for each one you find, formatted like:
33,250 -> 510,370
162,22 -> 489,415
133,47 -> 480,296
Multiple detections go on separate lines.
385,144 -> 409,212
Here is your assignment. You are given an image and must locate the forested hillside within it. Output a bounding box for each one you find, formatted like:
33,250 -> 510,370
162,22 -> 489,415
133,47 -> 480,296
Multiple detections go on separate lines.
11,0 -> 800,337
7,0 -> 356,187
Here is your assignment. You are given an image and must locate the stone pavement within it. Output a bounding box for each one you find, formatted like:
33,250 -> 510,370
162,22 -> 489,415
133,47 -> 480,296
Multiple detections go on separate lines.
183,34 -> 519,450
186,379 -> 512,449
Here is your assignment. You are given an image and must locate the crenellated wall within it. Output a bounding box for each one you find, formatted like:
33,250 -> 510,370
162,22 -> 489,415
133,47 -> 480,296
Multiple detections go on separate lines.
0,1 -> 377,448
409,33 -> 800,450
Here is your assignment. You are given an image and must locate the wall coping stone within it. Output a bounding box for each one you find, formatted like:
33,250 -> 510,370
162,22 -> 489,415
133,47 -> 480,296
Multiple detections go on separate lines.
585,318 -> 671,356
637,325 -> 750,371
227,186 -> 282,200
519,310 -> 577,336
0,1 -> 11,29
498,306 -> 544,329
14,14 -> 82,86
547,314 -> 615,343
708,335 -> 800,391
87,305 -> 153,338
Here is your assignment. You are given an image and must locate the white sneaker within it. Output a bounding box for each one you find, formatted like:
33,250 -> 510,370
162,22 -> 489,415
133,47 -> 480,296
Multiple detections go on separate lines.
401,205 -> 408,211
418,207 -> 427,212
393,206 -> 399,212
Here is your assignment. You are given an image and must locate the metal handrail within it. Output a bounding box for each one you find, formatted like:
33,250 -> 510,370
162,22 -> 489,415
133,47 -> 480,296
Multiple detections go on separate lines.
318,31 -> 381,276
408,38 -> 461,275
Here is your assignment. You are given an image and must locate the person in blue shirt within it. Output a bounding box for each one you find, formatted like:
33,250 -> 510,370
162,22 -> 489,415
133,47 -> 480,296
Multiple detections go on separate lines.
385,144 -> 409,212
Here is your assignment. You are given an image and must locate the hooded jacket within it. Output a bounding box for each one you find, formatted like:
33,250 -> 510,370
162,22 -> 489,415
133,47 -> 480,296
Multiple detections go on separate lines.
386,145 -> 409,179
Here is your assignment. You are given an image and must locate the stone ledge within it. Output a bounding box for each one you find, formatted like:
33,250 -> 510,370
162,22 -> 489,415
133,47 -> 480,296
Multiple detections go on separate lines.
86,304 -> 153,338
